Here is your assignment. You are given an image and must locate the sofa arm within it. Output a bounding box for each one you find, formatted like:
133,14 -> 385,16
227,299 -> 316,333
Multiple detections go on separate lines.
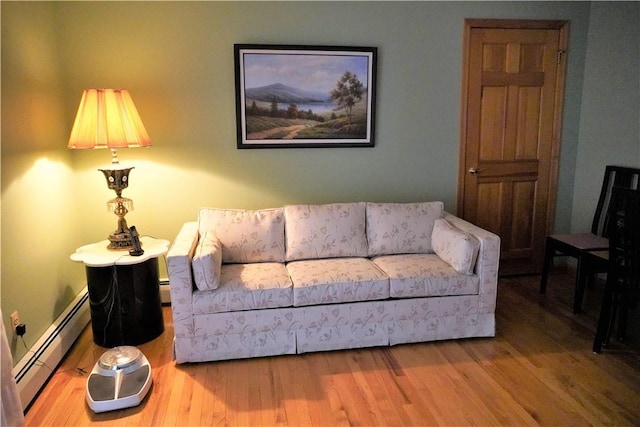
443,212 -> 500,314
167,221 -> 199,337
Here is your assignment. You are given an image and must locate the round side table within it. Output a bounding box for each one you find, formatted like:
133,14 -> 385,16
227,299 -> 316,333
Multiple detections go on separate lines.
71,237 -> 170,347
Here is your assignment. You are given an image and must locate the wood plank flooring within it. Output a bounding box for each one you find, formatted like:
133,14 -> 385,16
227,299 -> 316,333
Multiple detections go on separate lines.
24,273 -> 640,426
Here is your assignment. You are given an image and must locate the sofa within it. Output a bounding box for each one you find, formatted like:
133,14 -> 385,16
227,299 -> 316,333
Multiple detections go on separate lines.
167,202 -> 500,364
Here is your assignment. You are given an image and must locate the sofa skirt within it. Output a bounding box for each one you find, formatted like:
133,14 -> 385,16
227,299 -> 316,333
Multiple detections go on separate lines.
173,295 -> 495,364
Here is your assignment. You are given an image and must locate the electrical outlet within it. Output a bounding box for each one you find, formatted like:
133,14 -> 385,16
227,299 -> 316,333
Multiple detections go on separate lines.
10,311 -> 20,335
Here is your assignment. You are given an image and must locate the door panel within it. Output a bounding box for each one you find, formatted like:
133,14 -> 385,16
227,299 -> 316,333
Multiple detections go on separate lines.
516,87 -> 542,159
459,20 -> 568,275
479,87 -> 506,159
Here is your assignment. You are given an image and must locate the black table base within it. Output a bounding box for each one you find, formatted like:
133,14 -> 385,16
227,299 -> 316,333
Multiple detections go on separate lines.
86,258 -> 164,347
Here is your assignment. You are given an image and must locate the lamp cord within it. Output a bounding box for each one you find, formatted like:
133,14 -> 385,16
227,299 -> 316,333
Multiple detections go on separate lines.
101,254 -> 126,346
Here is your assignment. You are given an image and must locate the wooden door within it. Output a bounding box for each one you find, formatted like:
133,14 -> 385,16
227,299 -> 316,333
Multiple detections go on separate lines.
458,20 -> 568,275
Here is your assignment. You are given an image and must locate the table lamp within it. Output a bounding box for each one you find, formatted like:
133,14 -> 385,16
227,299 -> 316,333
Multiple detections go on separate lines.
68,89 -> 152,250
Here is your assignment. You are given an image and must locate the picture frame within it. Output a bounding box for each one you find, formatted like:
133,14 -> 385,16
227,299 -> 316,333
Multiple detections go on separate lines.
234,44 -> 377,148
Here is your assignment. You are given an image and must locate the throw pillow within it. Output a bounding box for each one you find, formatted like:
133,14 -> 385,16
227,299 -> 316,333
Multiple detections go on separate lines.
431,218 -> 480,275
192,231 -> 223,291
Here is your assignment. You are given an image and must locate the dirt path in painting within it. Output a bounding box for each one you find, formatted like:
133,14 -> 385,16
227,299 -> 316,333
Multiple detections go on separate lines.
248,124 -> 307,140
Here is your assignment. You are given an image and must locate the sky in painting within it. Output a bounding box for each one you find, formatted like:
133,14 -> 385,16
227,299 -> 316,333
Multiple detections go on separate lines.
242,49 -> 371,93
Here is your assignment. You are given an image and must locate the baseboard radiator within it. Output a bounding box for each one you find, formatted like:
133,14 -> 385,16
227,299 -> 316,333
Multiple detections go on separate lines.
12,288 -> 91,411
160,279 -> 171,304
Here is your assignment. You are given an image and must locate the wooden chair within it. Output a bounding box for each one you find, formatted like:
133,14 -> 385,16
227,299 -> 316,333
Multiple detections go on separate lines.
593,187 -> 640,353
540,165 -> 640,313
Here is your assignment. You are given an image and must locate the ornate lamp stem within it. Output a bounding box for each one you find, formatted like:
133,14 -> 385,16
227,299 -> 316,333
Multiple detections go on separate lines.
99,167 -> 135,250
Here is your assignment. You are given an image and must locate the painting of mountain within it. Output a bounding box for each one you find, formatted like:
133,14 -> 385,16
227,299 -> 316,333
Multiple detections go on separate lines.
245,83 -> 330,104
235,45 -> 377,148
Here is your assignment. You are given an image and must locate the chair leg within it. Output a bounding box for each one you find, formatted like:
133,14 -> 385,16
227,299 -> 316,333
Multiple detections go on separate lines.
593,278 -> 615,353
606,292 -> 621,347
616,296 -> 629,340
574,256 -> 586,314
586,272 -> 595,289
540,239 -> 553,294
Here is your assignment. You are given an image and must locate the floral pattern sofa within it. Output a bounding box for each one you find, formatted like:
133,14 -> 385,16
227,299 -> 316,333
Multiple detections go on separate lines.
167,202 -> 500,363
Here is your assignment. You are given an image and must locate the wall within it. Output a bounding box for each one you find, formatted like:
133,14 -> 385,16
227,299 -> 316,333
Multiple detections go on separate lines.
2,1 -> 631,364
1,1 -> 85,362
571,1 -> 640,232
52,1 -> 593,234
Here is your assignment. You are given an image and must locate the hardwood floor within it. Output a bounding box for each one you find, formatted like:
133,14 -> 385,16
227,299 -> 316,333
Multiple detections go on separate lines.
24,273 -> 640,426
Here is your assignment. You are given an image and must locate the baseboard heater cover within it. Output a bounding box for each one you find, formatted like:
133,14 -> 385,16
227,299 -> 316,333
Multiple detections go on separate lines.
160,279 -> 170,304
12,287 -> 91,411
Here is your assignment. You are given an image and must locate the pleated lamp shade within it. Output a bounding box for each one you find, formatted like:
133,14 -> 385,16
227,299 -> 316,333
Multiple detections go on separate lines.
68,89 -> 152,153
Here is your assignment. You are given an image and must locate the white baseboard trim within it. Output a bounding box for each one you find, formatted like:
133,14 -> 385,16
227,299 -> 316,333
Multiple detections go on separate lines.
12,287 -> 91,411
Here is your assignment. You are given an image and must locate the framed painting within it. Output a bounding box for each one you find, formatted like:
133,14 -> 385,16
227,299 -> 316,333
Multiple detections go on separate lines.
234,44 -> 377,148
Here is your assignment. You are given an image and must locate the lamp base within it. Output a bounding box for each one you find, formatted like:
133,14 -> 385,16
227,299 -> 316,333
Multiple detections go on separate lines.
105,195 -> 134,251
108,231 -> 133,250
100,168 -> 136,251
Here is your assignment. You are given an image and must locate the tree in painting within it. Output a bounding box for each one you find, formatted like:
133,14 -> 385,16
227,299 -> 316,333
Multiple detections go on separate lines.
330,71 -> 364,126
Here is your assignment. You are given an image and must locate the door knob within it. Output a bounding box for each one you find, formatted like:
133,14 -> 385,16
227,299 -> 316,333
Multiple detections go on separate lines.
468,167 -> 480,175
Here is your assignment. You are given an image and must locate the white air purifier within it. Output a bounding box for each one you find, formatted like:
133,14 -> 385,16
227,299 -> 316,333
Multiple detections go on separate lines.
86,346 -> 152,413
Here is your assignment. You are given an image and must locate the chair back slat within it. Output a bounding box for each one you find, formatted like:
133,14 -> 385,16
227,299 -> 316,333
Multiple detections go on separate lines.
607,187 -> 640,303
591,166 -> 640,237
593,186 -> 640,352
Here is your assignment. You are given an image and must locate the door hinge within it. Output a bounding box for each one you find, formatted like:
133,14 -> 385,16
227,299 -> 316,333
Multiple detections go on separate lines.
557,50 -> 566,64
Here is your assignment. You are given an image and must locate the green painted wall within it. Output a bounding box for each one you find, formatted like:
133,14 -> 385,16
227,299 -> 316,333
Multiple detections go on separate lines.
571,2 -> 640,232
1,1 -> 86,363
1,1 -> 636,364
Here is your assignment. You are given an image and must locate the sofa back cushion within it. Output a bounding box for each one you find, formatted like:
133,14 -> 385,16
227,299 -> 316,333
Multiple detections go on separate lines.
366,201 -> 444,256
284,202 -> 368,261
198,207 -> 285,263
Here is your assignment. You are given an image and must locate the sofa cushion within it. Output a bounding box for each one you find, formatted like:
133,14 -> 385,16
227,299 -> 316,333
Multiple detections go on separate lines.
287,257 -> 389,306
192,262 -> 293,314
284,203 -> 368,261
371,254 -> 480,298
432,218 -> 480,275
192,231 -> 222,291
366,202 -> 444,256
198,207 -> 285,263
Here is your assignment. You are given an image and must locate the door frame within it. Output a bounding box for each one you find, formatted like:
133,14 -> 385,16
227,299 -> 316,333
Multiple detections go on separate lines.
457,19 -> 569,264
